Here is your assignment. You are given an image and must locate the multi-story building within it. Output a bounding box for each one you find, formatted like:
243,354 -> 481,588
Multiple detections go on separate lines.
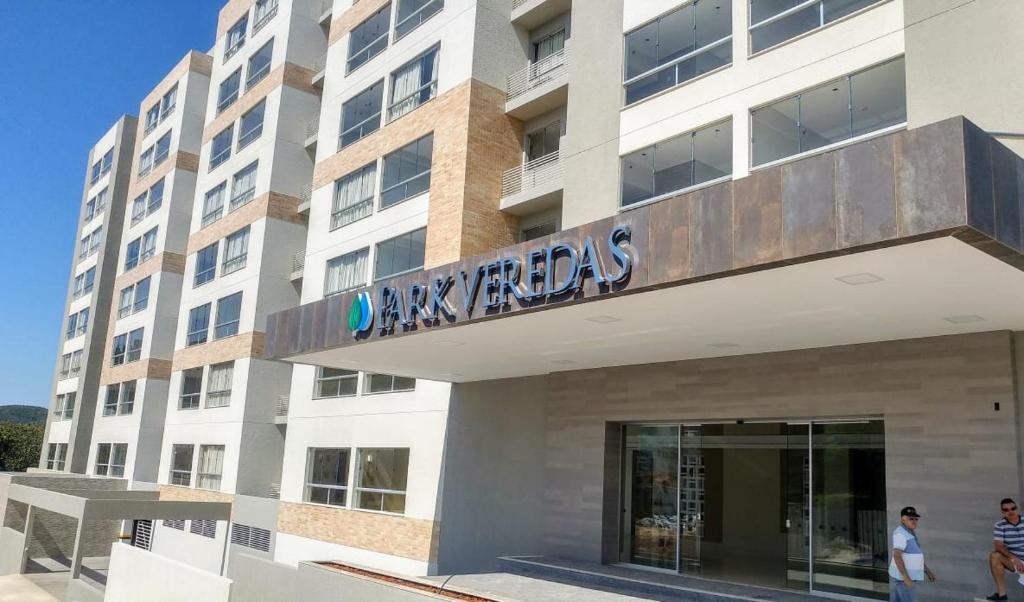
10,1 -> 1024,601
40,116 -> 137,476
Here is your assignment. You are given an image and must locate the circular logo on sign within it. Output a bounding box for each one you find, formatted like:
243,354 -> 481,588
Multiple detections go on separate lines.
348,292 -> 373,334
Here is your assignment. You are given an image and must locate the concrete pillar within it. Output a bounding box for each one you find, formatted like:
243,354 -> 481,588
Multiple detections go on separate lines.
19,505 -> 34,574
70,517 -> 85,579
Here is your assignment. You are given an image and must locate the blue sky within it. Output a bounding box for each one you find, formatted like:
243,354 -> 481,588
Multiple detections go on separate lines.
0,1 -> 221,407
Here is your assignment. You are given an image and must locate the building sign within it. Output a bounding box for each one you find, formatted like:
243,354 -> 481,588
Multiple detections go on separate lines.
349,225 -> 636,336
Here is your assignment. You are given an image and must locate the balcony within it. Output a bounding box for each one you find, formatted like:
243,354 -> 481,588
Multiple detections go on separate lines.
318,0 -> 333,26
499,150 -> 563,215
506,46 -> 569,121
305,115 -> 319,151
511,0 -> 572,29
290,252 -> 305,282
298,183 -> 312,214
274,394 -> 289,424
312,54 -> 326,89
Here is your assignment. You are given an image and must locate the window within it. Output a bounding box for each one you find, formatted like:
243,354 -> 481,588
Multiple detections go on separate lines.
139,147 -> 154,176
340,81 -> 384,149
160,84 -> 178,120
90,160 -> 102,184
84,199 -> 96,222
624,1 -> 733,105
355,448 -> 409,513
364,373 -> 416,394
46,443 -> 68,471
118,286 -> 133,319
225,15 -> 248,60
118,381 -> 136,415
305,448 -> 350,506
222,227 -> 250,274
238,101 -> 266,148
103,385 -> 120,417
101,149 -> 114,175
133,277 -> 150,313
140,227 -> 158,262
154,132 -> 172,165
69,350 -> 82,377
195,242 -> 219,287
314,367 -> 358,398
620,119 -> 732,207
325,248 -> 369,296
331,164 -> 375,229
218,69 -> 242,114
164,519 -> 186,530
231,523 -> 271,552
521,221 -> 557,242
202,183 -> 227,227
526,121 -> 560,162
206,362 -> 234,408
374,228 -> 426,280
197,445 -> 225,490
750,0 -> 882,54
66,308 -> 89,339
126,328 -> 144,362
191,519 -> 217,538
59,353 -> 73,379
347,5 -> 390,72
125,238 -> 141,270
145,104 -> 161,133
230,161 -> 258,211
247,40 -> 274,89
170,444 -> 194,485
95,187 -> 109,211
180,368 -> 203,409
112,333 -> 127,365
79,235 -> 89,260
54,393 -> 76,421
147,179 -> 165,214
751,57 -> 906,166
118,276 -> 151,318
95,443 -> 128,478
253,0 -> 279,32
387,46 -> 439,121
88,226 -> 103,255
380,134 -> 432,207
82,267 -> 96,295
395,0 -> 442,39
210,127 -> 233,170
214,292 -> 243,339
131,193 -> 147,225
186,303 -> 212,346
66,312 -> 78,341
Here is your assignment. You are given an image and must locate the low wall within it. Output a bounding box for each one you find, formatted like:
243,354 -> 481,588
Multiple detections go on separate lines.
105,542 -> 231,602
295,562 -> 454,602
227,551 -> 296,602
0,526 -> 25,575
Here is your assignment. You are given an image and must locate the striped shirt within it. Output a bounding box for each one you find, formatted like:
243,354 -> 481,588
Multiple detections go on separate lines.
889,525 -> 925,581
994,518 -> 1024,559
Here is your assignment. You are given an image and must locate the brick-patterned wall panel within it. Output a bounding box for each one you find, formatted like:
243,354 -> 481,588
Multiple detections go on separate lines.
130,154 -> 200,195
328,0 -> 391,47
217,0 -> 258,39
203,64 -> 317,145
172,332 -> 265,372
100,359 -> 173,387
159,485 -> 234,505
136,51 -> 213,137
187,193 -> 304,255
277,501 -> 438,561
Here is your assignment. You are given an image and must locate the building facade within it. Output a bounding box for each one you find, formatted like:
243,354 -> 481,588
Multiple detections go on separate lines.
18,0 -> 1024,601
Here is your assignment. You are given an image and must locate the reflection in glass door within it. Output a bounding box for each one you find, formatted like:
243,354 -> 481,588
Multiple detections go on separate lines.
621,425 -> 679,570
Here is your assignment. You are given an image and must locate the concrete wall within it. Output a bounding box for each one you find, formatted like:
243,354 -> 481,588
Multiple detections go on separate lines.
106,542 -> 231,602
227,551 -> 295,602
294,561 -> 450,602
904,0 -> 1024,155
0,527 -> 24,575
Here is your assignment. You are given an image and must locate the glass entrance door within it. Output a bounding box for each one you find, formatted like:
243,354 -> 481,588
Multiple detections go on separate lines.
620,424 -> 679,570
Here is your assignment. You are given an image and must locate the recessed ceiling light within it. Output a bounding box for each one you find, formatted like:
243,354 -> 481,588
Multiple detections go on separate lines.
436,340 -> 464,347
550,359 -> 576,365
836,272 -> 884,285
585,315 -> 621,324
708,342 -> 740,349
943,315 -> 986,324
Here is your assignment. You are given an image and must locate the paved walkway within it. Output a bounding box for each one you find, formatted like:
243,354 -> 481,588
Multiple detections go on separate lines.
425,572 -> 657,601
0,574 -> 64,602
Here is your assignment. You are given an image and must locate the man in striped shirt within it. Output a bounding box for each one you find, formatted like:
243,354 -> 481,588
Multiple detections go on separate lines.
988,498 -> 1024,601
889,506 -> 936,601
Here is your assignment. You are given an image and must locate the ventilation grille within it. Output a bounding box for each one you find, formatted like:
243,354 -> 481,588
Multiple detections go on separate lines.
132,519 -> 153,550
162,519 -> 185,530
231,522 -> 271,552
190,519 -> 217,538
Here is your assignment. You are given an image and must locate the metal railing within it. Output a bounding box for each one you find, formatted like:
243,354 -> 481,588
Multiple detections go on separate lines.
276,394 -> 290,417
299,183 -> 312,206
512,0 -> 530,9
500,150 -> 563,199
306,115 -> 320,140
507,46 -> 568,101
291,252 -> 305,274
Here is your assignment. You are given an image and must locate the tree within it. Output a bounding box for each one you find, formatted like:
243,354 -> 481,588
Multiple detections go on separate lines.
0,422 -> 44,472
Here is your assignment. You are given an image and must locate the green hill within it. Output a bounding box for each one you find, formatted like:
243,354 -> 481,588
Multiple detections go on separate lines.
0,405 -> 47,424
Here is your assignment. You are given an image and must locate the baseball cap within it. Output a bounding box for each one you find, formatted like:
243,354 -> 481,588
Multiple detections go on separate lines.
900,506 -> 921,518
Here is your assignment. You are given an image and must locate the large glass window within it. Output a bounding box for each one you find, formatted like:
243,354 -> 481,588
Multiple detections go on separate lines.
118,380 -> 136,415
180,368 -> 203,410
170,444 -> 194,486
202,182 -> 227,227
95,443 -> 128,478
66,311 -> 77,340
187,303 -> 212,346
206,362 -> 234,408
751,58 -> 905,166
214,292 -> 243,339
246,39 -> 274,89
104,385 -> 120,417
347,5 -> 391,72
147,178 -> 165,214
195,242 -> 219,287
621,120 -> 732,207
223,227 -> 250,275
380,134 -> 432,208
314,367 -> 359,398
364,373 -> 415,394
140,227 -> 158,262
374,228 -> 426,280
306,448 -> 350,506
750,0 -> 882,54
325,248 -> 369,296
225,15 -> 248,60
624,1 -> 733,105
230,161 -> 258,210
238,100 -> 266,148
197,445 -> 226,490
340,81 -> 384,149
395,0 -> 443,39
210,127 -> 233,170
332,164 -> 376,229
133,277 -> 150,313
46,443 -> 68,471
154,132 -> 172,165
254,0 -> 279,31
54,393 -> 76,421
160,85 -> 177,120
111,333 -> 127,365
125,239 -> 141,271
218,69 -> 242,114
355,448 -> 409,513
126,328 -> 144,362
387,46 -> 439,122
145,104 -> 161,134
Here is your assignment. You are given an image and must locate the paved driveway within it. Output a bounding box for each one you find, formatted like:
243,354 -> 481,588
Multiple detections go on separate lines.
0,573 -> 64,602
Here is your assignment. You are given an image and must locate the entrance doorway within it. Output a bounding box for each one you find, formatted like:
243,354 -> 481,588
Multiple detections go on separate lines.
620,420 -> 887,599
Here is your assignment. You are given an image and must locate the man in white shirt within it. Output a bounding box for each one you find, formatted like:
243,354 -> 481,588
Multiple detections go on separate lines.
889,506 -> 936,601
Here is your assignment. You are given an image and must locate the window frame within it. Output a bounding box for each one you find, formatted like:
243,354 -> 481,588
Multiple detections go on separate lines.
218,69 -> 243,114
339,80 -> 384,150
214,292 -> 243,339
225,15 -> 249,61
180,367 -> 204,410
346,4 -> 392,73
314,367 -> 359,399
331,163 -> 376,230
246,39 -> 274,90
304,447 -> 351,507
196,444 -> 226,491
222,227 -> 250,275
354,447 -> 410,514
169,444 -> 194,486
394,0 -> 443,40
195,242 -> 220,287
206,361 -> 234,408
747,0 -> 886,56
379,133 -> 433,209
238,100 -> 266,149
186,303 -> 212,346
386,44 -> 440,122
210,126 -> 234,170
373,227 -> 427,281
363,373 -> 417,395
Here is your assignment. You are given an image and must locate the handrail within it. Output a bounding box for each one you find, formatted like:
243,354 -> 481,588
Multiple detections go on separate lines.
500,150 -> 562,198
506,46 -> 568,101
